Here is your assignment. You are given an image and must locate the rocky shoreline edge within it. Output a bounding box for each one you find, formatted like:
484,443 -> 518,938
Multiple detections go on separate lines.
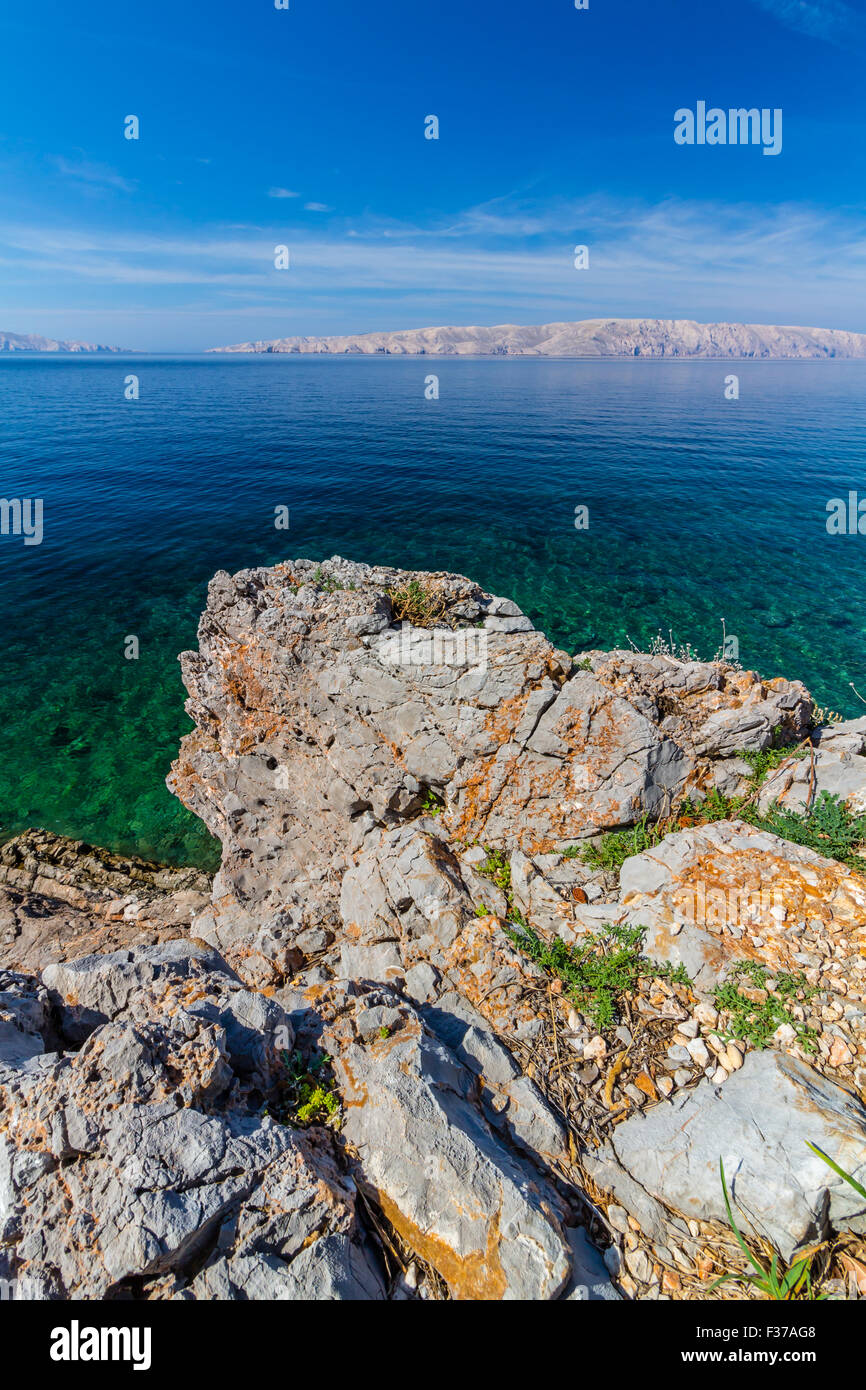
2,555 -> 865,1301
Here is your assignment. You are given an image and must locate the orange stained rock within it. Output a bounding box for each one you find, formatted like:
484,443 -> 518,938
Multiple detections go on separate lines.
374,1188 -> 509,1301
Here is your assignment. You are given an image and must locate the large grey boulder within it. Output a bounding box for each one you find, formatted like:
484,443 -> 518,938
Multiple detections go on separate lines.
0,961 -> 380,1301
320,983 -> 572,1300
170,559 -> 797,983
42,940 -> 293,1083
602,1051 -> 866,1261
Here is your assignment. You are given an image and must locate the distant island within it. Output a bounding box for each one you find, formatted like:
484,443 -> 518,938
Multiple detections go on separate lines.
0,331 -> 124,353
209,318 -> 866,359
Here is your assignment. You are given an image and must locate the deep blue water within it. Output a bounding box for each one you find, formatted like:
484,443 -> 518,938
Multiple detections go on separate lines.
1,353 -> 865,866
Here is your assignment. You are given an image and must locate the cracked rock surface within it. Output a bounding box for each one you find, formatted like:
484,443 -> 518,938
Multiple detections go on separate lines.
3,556 -> 864,1300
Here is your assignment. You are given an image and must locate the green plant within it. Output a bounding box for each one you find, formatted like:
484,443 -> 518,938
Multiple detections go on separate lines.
806,1143 -> 866,1200
378,1025 -> 391,1039
578,815 -> 661,873
387,578 -> 448,627
420,789 -> 443,817
749,791 -> 866,872
738,744 -> 808,788
503,921 -> 691,1031
812,703 -> 845,726
295,1084 -> 340,1125
575,781 -> 866,882
477,847 -> 511,894
275,1049 -> 341,1128
713,961 -> 817,1052
310,566 -> 355,593
575,656 -> 594,671
710,1160 -> 824,1300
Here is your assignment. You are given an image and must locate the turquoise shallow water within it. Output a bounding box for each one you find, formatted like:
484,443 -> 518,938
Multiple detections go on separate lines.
1,354 -> 865,867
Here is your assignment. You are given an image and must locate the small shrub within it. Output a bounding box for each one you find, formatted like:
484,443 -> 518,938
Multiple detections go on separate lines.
387,578 -> 449,627
274,1048 -> 341,1129
738,744 -> 808,787
749,791 -> 866,872
476,846 -> 511,894
713,961 -> 817,1052
503,921 -> 691,1031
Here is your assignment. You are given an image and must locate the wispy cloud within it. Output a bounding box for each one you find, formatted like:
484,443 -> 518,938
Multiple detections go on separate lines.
54,156 -> 136,193
3,194 -> 866,339
746,0 -> 866,46
304,202 -> 333,213
268,187 -> 299,199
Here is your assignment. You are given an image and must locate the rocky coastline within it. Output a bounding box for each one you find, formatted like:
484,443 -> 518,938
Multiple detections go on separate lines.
2,556 -> 865,1301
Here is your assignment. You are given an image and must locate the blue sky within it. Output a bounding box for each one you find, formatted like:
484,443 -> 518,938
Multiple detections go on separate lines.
1,0 -> 865,350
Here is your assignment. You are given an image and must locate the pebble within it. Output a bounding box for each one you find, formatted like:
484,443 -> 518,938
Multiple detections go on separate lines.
673,1068 -> 693,1087
666,1044 -> 691,1064
678,1019 -> 700,1039
828,1036 -> 854,1067
774,1023 -> 797,1046
615,1025 -> 633,1047
694,1003 -> 719,1028
686,1037 -> 710,1068
603,1243 -> 622,1277
724,1043 -> 744,1071
711,1066 -> 728,1085
607,1204 -> 631,1235
657,1075 -> 674,1098
623,1083 -> 646,1106
577,1063 -> 600,1085
625,1248 -> 653,1283
584,1035 -> 607,1062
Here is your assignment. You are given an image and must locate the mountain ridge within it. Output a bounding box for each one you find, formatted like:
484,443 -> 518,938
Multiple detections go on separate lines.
0,331 -> 124,353
208,317 -> 866,359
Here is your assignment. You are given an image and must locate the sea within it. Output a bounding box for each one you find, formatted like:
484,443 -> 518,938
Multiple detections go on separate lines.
1,353 -> 865,868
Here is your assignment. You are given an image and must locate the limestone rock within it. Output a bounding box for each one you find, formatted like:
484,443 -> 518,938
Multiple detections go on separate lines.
320,985 -> 572,1300
604,1051 -> 866,1261
0,829 -> 212,974
619,819 -> 866,999
167,559 -> 740,982
0,958 -> 378,1300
